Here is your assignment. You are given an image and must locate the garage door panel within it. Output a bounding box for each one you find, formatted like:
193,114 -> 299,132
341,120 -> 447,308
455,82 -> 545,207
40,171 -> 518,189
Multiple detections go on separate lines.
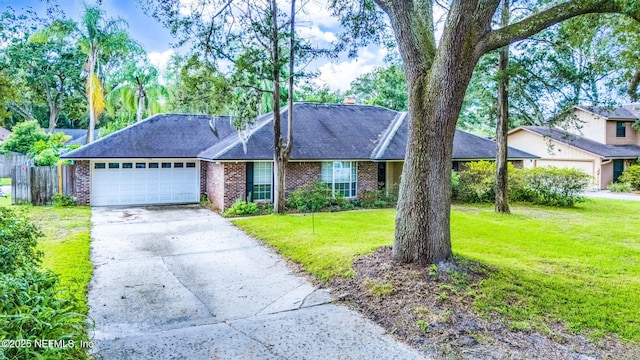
91,160 -> 200,206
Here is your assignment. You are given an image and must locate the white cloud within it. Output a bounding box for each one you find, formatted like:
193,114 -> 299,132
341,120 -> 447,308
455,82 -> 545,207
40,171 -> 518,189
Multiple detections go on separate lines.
314,47 -> 388,92
297,25 -> 337,43
298,0 -> 340,29
148,49 -> 174,71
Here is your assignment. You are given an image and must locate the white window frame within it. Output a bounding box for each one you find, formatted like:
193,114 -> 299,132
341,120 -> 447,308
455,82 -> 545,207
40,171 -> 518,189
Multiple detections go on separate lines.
321,161 -> 357,198
252,162 -> 273,201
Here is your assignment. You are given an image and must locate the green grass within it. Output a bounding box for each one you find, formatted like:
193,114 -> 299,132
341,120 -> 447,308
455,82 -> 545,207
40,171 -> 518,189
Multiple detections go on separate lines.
233,199 -> 640,342
0,177 -> 10,185
0,195 -> 92,313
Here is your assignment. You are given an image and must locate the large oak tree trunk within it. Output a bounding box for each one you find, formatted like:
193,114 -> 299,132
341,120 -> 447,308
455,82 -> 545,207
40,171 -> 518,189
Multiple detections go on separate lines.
495,0 -> 511,214
392,1 -> 483,264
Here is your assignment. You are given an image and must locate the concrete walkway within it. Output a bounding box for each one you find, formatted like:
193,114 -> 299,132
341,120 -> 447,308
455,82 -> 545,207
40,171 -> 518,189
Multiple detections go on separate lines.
89,206 -> 425,359
583,190 -> 640,201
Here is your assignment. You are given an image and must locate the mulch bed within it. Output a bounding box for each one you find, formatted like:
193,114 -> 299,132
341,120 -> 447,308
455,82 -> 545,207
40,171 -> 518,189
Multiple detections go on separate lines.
330,247 -> 639,359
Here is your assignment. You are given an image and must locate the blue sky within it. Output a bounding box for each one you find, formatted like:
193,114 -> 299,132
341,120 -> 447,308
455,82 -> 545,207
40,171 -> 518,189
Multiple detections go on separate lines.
1,0 -> 388,91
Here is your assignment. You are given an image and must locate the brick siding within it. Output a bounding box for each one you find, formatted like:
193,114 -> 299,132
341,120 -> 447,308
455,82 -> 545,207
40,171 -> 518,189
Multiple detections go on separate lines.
285,162 -> 321,195
357,161 -> 378,197
203,161 -> 225,210
223,162 -> 246,208
74,160 -> 90,205
200,161 -> 207,195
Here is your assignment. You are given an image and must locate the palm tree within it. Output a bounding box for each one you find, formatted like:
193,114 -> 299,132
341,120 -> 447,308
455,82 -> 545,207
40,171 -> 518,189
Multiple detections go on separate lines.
77,5 -> 135,143
108,62 -> 168,123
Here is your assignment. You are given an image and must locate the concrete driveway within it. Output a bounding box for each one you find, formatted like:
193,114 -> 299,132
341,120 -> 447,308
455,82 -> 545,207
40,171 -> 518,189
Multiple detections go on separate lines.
89,206 -> 425,359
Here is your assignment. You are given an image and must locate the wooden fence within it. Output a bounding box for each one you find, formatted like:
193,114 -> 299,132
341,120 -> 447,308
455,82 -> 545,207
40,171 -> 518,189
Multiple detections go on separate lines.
0,153 -> 30,178
11,164 -> 76,205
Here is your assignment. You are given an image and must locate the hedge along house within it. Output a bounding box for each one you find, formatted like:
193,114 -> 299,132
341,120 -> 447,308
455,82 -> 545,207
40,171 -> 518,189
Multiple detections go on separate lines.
62,103 -> 537,209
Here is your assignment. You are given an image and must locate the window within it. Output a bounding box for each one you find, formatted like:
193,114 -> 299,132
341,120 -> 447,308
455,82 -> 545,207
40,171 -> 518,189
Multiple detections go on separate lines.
136,163 -> 146,169
108,163 -> 119,169
186,162 -> 196,168
122,163 -> 133,169
617,122 -> 626,137
322,161 -> 357,197
161,163 -> 171,168
252,162 -> 272,201
94,163 -> 105,169
174,162 -> 184,168
149,163 -> 159,169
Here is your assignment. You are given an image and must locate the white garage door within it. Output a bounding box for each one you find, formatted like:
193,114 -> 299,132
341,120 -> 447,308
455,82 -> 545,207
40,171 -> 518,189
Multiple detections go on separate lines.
535,159 -> 594,175
91,160 -> 200,206
535,159 -> 597,187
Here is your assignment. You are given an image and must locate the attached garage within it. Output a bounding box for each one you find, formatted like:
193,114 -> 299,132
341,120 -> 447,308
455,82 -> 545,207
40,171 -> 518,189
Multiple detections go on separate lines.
90,159 -> 200,206
534,159 -> 595,177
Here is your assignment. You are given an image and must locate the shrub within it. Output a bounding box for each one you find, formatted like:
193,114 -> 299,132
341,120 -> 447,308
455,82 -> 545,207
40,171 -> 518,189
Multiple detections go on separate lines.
223,200 -> 259,217
0,208 -> 88,360
619,165 -> 640,190
1,121 -> 49,154
456,161 -> 530,203
607,182 -> 632,193
359,186 -> 397,208
34,148 -> 59,166
451,170 -> 460,198
52,194 -> 77,207
524,167 -> 591,207
287,181 -> 331,212
457,161 -> 496,203
0,207 -> 43,273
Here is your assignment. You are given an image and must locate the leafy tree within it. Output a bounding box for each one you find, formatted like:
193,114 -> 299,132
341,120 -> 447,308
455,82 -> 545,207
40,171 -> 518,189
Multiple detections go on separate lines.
21,19 -> 85,132
165,55 -> 231,114
295,83 -> 343,104
332,0 -> 640,265
77,5 -> 138,143
346,64 -> 407,111
1,120 -> 49,154
107,60 -> 168,123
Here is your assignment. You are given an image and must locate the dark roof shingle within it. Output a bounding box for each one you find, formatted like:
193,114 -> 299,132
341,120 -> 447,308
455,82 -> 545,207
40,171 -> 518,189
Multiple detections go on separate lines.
575,105 -> 639,120
63,104 -> 537,162
520,126 -> 640,159
62,114 -> 235,159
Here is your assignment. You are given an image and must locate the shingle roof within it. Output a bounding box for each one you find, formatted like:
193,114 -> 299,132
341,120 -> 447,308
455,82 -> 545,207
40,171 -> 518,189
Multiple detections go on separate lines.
200,103 -> 398,160
54,129 -> 100,145
575,105 -> 639,120
61,114 -> 236,159
62,104 -> 537,162
372,113 -> 537,160
520,126 -> 640,159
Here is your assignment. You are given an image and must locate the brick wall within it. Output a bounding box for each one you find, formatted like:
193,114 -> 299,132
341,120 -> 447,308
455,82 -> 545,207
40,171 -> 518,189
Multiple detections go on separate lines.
285,162 -> 321,195
223,162 -> 246,208
203,161 -> 225,210
357,161 -> 378,196
74,160 -> 90,205
200,161 -> 207,195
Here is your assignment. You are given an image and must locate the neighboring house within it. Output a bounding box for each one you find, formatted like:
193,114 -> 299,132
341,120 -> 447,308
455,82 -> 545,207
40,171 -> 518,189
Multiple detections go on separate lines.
0,125 -> 11,143
54,128 -> 101,145
62,103 -> 537,208
508,103 -> 640,189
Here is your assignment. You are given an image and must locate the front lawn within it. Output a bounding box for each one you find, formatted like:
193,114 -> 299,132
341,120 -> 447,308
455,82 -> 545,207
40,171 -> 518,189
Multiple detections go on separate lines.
233,199 -> 640,342
0,195 -> 92,313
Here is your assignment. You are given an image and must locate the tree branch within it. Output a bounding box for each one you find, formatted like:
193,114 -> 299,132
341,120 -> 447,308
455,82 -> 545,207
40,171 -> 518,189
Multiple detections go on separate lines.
479,0 -> 628,54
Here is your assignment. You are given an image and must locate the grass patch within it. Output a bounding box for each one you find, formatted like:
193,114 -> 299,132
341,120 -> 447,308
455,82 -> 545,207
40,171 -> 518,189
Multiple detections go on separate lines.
0,177 -> 10,185
233,200 -> 640,342
233,210 -> 396,281
1,195 -> 92,313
